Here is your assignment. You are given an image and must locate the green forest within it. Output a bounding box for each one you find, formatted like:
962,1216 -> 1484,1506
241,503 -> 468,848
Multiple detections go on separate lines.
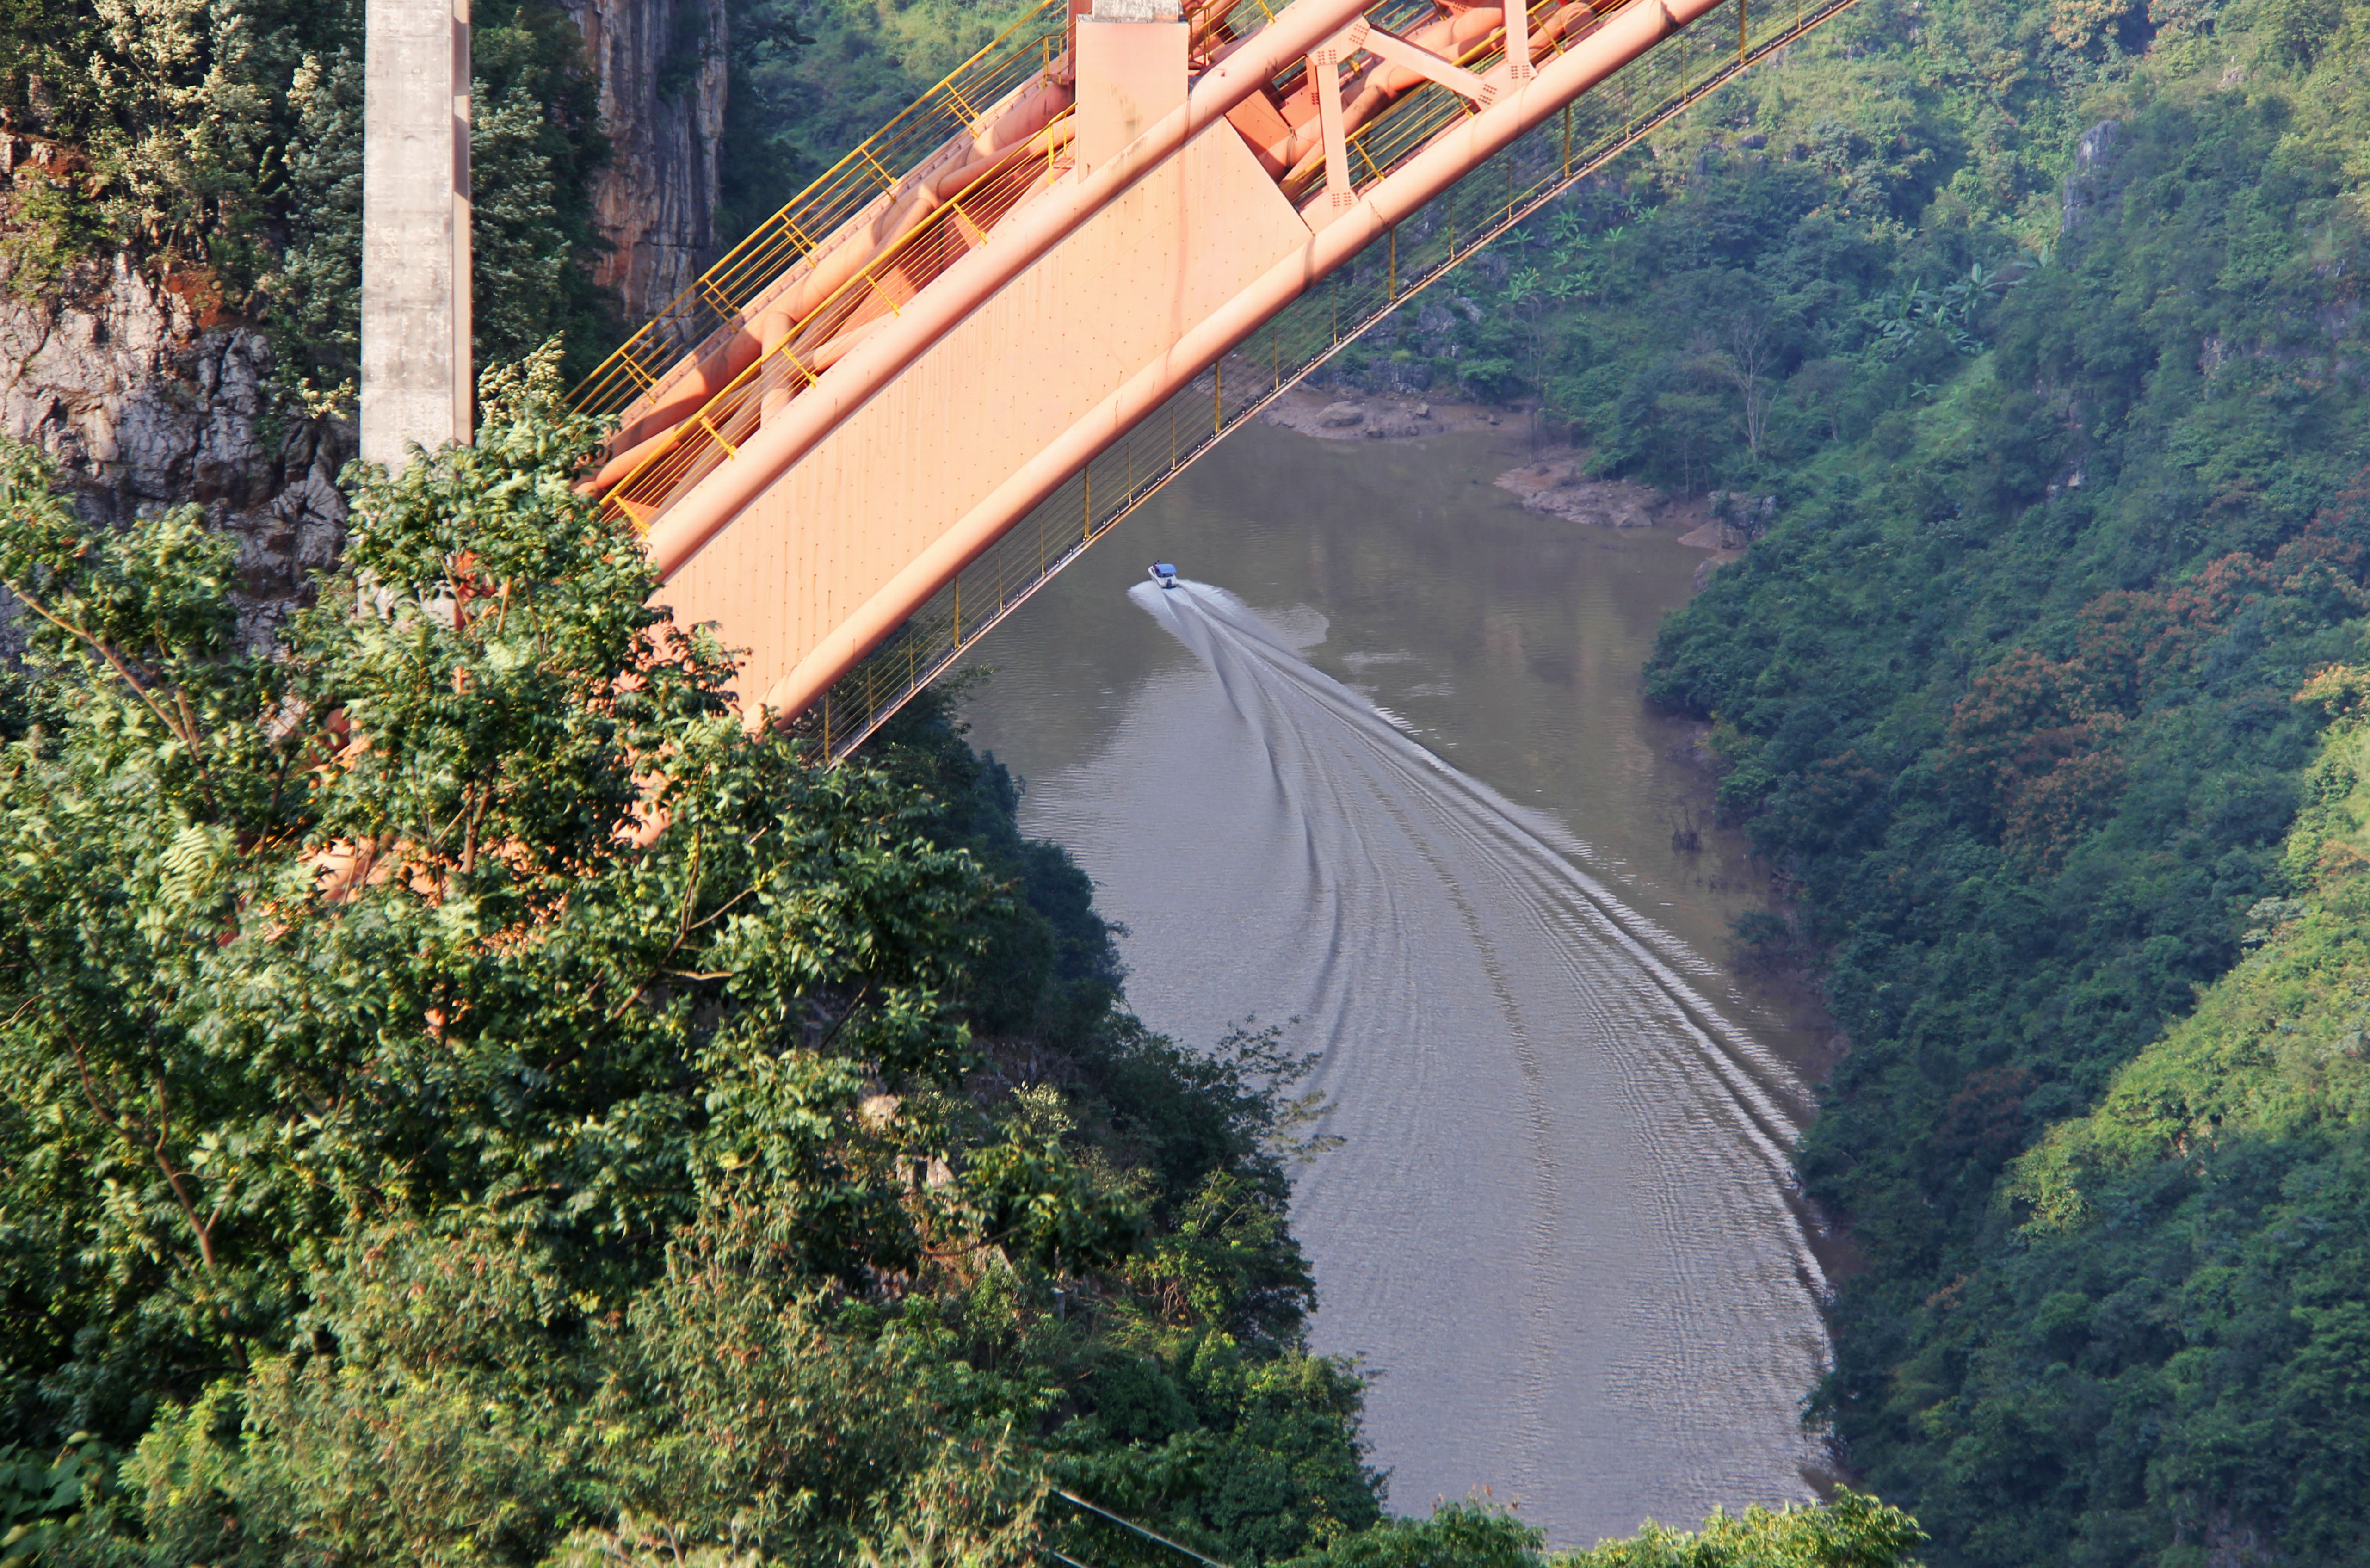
1420,0 -> 2367,1558
3,0 -> 2368,1560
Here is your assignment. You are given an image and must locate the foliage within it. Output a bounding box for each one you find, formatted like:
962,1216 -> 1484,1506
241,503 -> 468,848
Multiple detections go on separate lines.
0,354 -> 1391,1564
1269,1490 -> 1925,1568
465,2 -> 621,379
1898,701 -> 2370,1565
1631,0 -> 2370,1558
716,0 -> 1033,243
0,173 -> 114,301
0,0 -> 614,395
0,1436 -> 105,1568
1557,1491 -> 1927,1568
265,46 -> 364,399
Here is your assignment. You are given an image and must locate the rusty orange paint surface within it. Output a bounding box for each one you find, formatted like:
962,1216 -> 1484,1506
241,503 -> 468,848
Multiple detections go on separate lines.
577,0 -> 1746,727
659,113 -> 1309,711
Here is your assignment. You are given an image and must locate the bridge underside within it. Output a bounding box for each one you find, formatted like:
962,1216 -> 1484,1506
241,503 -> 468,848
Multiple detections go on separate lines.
570,0 -> 1862,758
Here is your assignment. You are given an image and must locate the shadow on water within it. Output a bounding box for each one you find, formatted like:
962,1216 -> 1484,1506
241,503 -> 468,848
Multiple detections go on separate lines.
956,421 -> 1833,1546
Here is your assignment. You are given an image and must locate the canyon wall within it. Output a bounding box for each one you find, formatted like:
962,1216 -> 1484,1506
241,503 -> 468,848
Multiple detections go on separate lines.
563,0 -> 729,323
0,237 -> 351,656
1,0 -> 731,661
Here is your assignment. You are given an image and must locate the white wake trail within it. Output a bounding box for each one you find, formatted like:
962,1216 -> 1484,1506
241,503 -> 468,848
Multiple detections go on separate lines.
1021,580 -> 1830,1545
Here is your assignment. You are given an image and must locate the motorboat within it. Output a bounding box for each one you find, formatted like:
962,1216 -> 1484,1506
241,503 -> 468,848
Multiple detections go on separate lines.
1149,562 -> 1179,590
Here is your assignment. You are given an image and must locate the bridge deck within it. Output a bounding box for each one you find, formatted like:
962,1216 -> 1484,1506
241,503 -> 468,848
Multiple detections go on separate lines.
571,0 -> 1864,757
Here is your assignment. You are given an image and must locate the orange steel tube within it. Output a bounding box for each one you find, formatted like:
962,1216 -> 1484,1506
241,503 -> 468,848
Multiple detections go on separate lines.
760,0 -> 1726,722
641,0 -> 1376,586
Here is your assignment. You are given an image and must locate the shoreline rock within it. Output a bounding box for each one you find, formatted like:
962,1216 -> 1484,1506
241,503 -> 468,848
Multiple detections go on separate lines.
1491,452 -> 1672,530
1260,383 -> 1505,441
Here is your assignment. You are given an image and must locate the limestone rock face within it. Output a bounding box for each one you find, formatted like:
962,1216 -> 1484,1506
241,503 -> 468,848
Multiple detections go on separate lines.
562,0 -> 729,323
2061,120 -> 2123,235
0,253 -> 352,655
0,1 -> 733,661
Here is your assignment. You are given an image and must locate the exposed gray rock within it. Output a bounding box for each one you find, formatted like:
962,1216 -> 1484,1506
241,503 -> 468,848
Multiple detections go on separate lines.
0,250 -> 352,654
1494,461 -> 1667,528
2061,121 -> 2123,236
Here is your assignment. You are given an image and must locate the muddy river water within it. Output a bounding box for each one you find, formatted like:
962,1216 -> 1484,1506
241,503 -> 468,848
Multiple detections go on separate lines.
955,414 -> 1833,1547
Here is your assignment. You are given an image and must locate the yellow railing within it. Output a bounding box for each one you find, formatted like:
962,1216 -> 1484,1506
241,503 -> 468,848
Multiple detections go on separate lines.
567,0 -> 1073,423
580,0 -> 1598,536
805,0 -> 1864,758
592,115 -> 1080,531
570,0 -> 1312,427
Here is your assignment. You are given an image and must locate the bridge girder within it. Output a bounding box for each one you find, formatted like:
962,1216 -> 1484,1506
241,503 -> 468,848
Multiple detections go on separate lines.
572,0 -> 1862,753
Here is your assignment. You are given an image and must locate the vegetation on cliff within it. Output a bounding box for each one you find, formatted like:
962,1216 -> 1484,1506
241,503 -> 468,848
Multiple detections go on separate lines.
0,0 -> 615,389
1537,0 -> 2370,1558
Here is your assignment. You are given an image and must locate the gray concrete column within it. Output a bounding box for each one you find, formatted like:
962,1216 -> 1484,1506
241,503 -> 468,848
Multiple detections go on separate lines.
361,0 -> 472,467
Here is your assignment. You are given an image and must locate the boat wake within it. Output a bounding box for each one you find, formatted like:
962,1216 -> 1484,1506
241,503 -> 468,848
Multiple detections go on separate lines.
1019,578 -> 1832,1545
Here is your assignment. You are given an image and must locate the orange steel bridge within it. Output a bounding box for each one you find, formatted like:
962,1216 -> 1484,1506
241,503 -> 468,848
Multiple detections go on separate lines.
568,0 -> 1861,758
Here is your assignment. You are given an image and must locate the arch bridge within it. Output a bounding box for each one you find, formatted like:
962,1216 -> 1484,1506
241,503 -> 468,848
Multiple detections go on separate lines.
568,0 -> 1860,757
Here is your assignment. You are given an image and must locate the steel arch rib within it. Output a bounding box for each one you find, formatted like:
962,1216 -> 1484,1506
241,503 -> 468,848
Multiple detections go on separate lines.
606,0 -> 1793,737
758,0 -> 1731,723
638,0 -> 1374,586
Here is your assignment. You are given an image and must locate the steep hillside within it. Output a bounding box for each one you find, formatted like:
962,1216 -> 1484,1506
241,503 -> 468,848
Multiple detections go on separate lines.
1579,0 -> 2370,1559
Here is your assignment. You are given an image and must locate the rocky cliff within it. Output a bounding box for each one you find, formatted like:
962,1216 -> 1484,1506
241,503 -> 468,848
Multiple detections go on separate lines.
1,0 -> 732,662
0,240 -> 351,657
563,0 -> 729,323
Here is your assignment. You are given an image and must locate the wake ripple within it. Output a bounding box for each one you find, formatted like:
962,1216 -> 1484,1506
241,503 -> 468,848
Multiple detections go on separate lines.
1020,581 -> 1831,1546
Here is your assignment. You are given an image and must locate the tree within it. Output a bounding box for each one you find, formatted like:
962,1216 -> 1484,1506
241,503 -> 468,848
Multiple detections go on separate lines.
1689,312 -> 1778,463
0,348 -> 1122,1548
1504,266 -> 1576,455
1559,1491 -> 1926,1568
1275,1490 -> 1926,1568
0,350 -> 1398,1566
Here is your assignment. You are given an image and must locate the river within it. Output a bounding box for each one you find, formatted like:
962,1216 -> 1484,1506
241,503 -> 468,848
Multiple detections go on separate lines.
955,414 -> 1833,1548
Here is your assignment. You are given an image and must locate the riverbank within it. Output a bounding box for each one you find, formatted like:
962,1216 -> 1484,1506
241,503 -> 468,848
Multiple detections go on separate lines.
1258,383 -> 1505,441
1266,382 -> 1757,589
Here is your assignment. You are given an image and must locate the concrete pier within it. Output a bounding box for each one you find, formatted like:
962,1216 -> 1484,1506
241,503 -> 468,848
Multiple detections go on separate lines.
361,0 -> 471,466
